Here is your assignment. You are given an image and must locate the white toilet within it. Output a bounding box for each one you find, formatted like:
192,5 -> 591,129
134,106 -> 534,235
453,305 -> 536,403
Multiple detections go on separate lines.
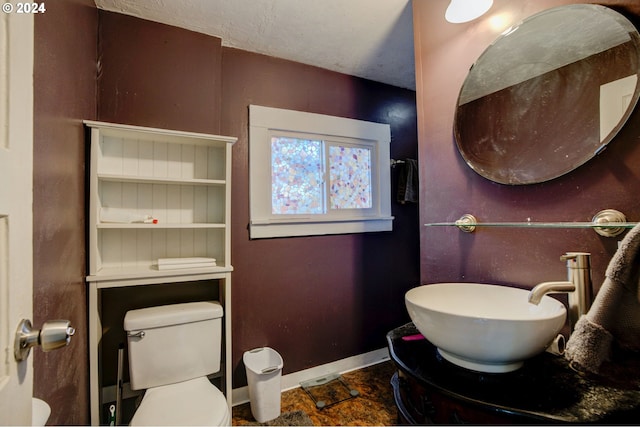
124,301 -> 230,426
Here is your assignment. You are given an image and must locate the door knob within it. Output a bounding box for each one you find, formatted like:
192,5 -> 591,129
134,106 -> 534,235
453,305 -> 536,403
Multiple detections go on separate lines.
14,319 -> 75,361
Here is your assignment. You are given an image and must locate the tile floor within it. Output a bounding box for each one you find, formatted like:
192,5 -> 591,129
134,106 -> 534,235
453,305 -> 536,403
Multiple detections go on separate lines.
232,360 -> 398,426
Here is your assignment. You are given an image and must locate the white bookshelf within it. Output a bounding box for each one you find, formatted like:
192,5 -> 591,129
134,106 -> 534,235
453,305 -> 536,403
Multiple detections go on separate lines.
84,120 -> 236,425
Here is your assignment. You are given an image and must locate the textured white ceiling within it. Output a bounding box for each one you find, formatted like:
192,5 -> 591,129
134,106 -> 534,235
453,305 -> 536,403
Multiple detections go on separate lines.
94,0 -> 416,90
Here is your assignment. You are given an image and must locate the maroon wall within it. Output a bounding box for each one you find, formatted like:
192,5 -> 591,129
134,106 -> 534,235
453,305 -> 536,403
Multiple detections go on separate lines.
33,0 -> 97,424
415,0 -> 640,297
31,0 -> 640,422
220,48 -> 419,385
33,8 -> 417,422
97,11 -> 223,133
96,12 -> 419,391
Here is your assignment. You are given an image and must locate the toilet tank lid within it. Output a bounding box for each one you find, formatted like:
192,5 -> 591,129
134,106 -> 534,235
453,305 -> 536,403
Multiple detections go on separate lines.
124,301 -> 223,331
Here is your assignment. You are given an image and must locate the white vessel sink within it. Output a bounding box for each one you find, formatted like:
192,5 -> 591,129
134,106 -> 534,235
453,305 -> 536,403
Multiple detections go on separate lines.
405,283 -> 566,373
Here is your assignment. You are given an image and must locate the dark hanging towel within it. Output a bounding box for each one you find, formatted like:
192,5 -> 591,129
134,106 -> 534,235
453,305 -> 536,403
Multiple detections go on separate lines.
396,158 -> 418,204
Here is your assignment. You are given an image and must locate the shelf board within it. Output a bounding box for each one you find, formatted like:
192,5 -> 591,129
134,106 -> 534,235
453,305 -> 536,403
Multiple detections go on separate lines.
98,173 -> 226,186
87,265 -> 234,287
97,222 -> 226,229
84,119 -> 237,146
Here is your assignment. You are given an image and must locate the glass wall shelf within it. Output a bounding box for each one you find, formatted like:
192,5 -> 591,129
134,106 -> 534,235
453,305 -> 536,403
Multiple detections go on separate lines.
424,210 -> 636,237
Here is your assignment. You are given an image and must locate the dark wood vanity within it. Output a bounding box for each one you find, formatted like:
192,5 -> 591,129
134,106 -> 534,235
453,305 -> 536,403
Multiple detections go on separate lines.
387,323 -> 640,424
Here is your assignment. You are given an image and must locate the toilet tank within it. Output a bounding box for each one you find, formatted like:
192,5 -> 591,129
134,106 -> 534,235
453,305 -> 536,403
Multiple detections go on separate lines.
124,301 -> 223,390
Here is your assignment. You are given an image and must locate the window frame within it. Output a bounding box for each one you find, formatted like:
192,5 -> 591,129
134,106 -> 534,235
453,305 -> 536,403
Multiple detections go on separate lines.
249,105 -> 393,239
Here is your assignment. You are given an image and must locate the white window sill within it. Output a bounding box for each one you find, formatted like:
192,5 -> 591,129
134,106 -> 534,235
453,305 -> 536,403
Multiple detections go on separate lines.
249,217 -> 394,239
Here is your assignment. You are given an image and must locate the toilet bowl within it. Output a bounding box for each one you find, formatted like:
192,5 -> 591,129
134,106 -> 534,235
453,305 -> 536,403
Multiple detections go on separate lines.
130,377 -> 229,426
124,301 -> 230,426
32,398 -> 50,426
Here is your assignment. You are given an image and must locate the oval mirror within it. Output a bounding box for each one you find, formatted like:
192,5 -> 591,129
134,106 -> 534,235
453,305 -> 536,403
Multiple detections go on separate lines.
454,4 -> 640,185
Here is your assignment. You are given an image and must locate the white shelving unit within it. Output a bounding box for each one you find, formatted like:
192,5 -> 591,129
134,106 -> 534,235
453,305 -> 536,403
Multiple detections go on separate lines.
84,120 -> 236,425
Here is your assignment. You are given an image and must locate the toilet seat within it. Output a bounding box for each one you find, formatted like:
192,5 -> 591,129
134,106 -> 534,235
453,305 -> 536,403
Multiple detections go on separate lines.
130,376 -> 230,426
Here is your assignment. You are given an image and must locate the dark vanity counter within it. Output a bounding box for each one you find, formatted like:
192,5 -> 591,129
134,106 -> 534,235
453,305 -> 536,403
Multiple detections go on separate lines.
387,323 -> 640,424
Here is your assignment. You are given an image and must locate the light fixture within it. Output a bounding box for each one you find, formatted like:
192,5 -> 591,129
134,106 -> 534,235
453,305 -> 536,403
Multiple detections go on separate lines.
445,0 -> 493,23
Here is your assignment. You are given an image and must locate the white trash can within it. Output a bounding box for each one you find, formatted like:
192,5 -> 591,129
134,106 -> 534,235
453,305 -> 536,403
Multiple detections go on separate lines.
243,347 -> 284,423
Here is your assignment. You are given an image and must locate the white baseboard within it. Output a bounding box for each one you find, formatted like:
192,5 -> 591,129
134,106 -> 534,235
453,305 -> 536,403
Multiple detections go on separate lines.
231,347 -> 390,406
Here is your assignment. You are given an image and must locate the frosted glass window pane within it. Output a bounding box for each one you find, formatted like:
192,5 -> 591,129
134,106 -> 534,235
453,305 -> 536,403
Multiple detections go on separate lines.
271,137 -> 324,214
329,145 -> 372,209
249,105 -> 392,238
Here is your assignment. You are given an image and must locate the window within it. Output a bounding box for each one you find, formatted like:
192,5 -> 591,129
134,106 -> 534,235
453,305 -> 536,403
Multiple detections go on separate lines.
249,105 -> 393,238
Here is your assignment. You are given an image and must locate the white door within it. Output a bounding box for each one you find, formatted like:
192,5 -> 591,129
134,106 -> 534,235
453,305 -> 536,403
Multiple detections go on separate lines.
0,10 -> 35,426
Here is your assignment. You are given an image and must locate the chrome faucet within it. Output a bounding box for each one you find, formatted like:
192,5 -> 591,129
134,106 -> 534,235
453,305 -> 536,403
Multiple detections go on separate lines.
528,252 -> 593,332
